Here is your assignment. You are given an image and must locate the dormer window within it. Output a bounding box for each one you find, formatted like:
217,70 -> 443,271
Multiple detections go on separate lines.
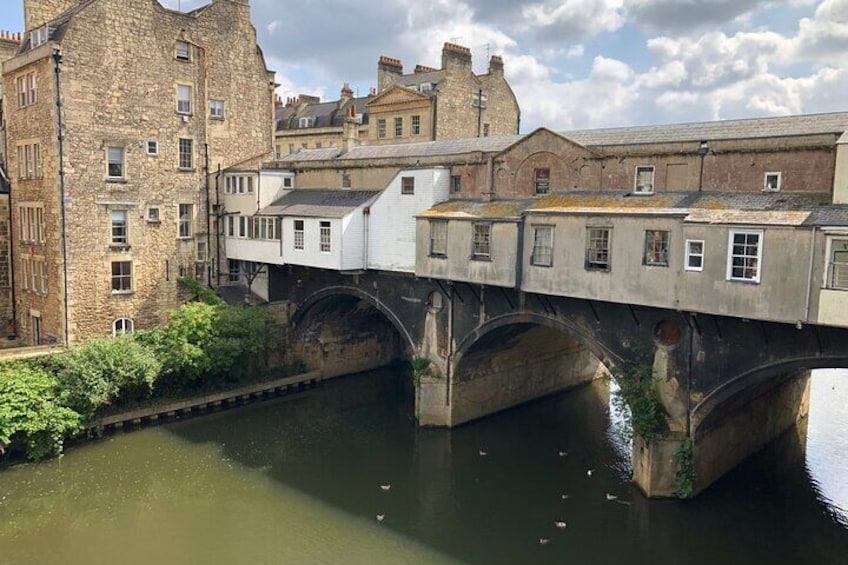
175,40 -> 191,61
30,26 -> 51,48
763,172 -> 781,192
298,117 -> 314,128
420,83 -> 433,92
634,166 -> 655,194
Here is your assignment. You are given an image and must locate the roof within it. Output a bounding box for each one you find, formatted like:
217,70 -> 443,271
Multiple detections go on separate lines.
562,112 -> 848,147
392,71 -> 445,88
276,135 -> 522,163
276,95 -> 372,131
422,191 -> 845,226
259,189 -> 381,218
19,0 -> 96,53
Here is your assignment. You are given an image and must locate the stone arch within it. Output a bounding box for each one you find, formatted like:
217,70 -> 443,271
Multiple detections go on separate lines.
691,354 -> 848,440
513,151 -> 568,196
292,285 -> 416,355
453,311 -> 621,372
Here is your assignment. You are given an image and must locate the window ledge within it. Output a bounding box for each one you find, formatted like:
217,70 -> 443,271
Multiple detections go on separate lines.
178,236 -> 194,241
530,263 -> 553,268
109,244 -> 131,251
471,256 -> 492,262
177,168 -> 196,173
632,191 -> 655,196
429,253 -> 447,259
106,178 -> 128,184
147,219 -> 161,224
210,116 -> 225,121
644,262 -> 669,268
111,290 -> 134,296
727,278 -> 760,285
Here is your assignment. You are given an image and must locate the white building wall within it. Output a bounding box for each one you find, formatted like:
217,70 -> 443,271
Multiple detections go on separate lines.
258,170 -> 295,209
368,168 -> 450,272
282,216 -> 343,270
225,238 -> 283,265
342,211 -> 367,271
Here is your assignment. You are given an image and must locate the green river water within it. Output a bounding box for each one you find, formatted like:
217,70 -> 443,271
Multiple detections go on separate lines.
0,368 -> 846,564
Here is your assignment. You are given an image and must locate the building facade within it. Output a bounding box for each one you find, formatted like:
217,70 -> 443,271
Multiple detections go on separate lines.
2,0 -> 274,345
274,42 -> 520,154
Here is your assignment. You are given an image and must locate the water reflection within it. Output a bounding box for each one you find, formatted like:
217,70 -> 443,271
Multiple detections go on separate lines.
0,368 -> 845,564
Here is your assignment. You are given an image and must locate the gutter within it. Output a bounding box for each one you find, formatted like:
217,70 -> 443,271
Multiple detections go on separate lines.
53,48 -> 70,346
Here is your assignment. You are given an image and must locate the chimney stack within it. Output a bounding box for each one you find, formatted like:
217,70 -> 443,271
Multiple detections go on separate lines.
377,55 -> 403,93
414,64 -> 437,74
338,82 -> 353,108
489,55 -> 504,75
442,42 -> 472,72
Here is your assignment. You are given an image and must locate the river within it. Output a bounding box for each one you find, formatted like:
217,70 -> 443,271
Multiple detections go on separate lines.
0,368 -> 846,564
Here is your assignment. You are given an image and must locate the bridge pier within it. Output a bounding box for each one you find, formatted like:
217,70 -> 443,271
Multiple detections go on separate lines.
634,369 -> 811,497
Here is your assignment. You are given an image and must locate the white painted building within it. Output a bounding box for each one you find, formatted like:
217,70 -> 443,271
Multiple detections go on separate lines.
367,168 -> 450,272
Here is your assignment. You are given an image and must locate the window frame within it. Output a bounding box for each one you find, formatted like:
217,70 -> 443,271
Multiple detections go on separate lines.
178,203 -> 194,239
394,116 -> 403,137
429,220 -> 448,257
585,227 -> 611,271
531,225 -> 554,267
401,176 -> 415,195
106,145 -> 125,180
293,219 -> 305,250
643,230 -> 670,267
471,222 -> 492,261
177,84 -> 193,115
763,172 -> 781,192
147,207 -> 160,223
146,140 -> 158,156
209,99 -> 225,120
175,40 -> 191,61
113,318 -> 135,337
726,229 -> 763,283
634,165 -> 655,194
450,175 -> 461,194
826,237 -> 848,290
178,138 -> 194,170
378,119 -> 387,139
685,239 -> 705,272
110,209 -> 129,246
534,168 -> 550,195
111,260 -> 133,294
412,115 -> 421,135
319,221 -> 332,253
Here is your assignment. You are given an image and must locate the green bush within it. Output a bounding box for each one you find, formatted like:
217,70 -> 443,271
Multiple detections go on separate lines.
54,337 -> 161,419
0,363 -> 81,460
612,362 -> 667,441
178,277 -> 223,306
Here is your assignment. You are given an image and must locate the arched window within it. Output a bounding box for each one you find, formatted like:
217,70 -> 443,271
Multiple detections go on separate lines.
113,318 -> 134,337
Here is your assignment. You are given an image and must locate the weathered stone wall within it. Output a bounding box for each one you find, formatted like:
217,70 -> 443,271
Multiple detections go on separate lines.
478,57 -> 520,136
23,0 -> 81,30
4,0 -> 273,344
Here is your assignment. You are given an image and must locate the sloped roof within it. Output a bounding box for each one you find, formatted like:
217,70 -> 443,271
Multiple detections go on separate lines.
392,71 -> 445,88
259,189 -> 381,218
805,206 -> 848,227
276,96 -> 372,131
562,112 -> 848,147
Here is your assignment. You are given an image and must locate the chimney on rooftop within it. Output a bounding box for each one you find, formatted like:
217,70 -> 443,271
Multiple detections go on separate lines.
377,55 -> 403,94
338,82 -> 353,109
488,55 -> 504,75
442,42 -> 472,73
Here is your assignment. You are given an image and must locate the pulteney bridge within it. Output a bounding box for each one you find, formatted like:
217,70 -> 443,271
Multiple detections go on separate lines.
267,265 -> 848,498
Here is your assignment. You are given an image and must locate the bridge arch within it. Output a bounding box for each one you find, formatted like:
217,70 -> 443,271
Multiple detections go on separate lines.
292,285 -> 417,356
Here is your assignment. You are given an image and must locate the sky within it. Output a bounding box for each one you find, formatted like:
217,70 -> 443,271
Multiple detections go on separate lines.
1,0 -> 847,131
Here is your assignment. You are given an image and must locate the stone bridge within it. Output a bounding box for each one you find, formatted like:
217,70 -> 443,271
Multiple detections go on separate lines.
268,265 -> 848,497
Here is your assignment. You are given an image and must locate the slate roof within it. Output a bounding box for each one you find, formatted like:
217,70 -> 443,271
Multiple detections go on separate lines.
276,135 -> 522,163
562,112 -> 848,146
18,0 -> 96,53
259,189 -> 381,218
392,71 -> 445,88
804,206 -> 848,227
276,96 -> 372,131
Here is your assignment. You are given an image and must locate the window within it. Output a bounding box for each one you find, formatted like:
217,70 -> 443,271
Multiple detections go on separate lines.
827,238 -> 848,290
29,257 -> 37,292
227,215 -> 235,237
113,318 -> 134,337
644,230 -> 669,266
16,72 -> 36,107
38,259 -> 47,295
429,220 -> 447,257
395,117 -> 403,137
534,168 -> 550,195
298,117 -> 314,128
483,123 -> 490,137
175,40 -> 191,61
320,221 -> 331,253
378,119 -> 387,139
472,222 -> 491,260
685,240 -> 705,272
275,145 -> 281,160
17,143 -> 42,179
178,203 -> 193,238
342,174 -> 351,189
19,206 -> 44,243
635,166 -> 655,194
239,216 -> 248,238
531,226 -> 553,267
30,26 -> 50,48
294,220 -> 305,250
727,230 -> 762,283
401,176 -> 415,195
763,172 -> 781,192
20,257 -> 29,291
412,115 -> 421,135
288,143 -> 295,154
472,92 -> 487,108
146,140 -> 158,156
178,138 -> 193,169
228,260 -> 241,283
147,207 -> 160,223
111,261 -> 132,293
177,84 -> 192,114
111,210 -> 128,245
209,99 -> 225,119
450,175 -> 462,194
106,146 -> 125,179
283,177 -> 293,188
586,227 -> 611,271
420,83 -> 433,92
316,142 -> 322,149
196,240 -> 208,262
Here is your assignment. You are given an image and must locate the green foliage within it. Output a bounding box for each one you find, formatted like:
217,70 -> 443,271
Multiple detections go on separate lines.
0,363 -> 81,460
612,363 -> 667,441
54,337 -> 161,419
178,277 -> 223,305
675,438 -> 696,498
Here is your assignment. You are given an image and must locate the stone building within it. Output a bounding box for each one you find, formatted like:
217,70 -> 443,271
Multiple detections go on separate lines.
0,31 -> 23,332
274,42 -> 520,155
2,0 -> 274,345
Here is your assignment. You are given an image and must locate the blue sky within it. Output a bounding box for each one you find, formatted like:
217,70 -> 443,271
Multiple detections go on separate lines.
2,0 -> 847,131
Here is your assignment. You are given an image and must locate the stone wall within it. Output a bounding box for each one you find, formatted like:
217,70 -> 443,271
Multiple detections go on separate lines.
4,0 -> 273,344
24,0 -> 81,30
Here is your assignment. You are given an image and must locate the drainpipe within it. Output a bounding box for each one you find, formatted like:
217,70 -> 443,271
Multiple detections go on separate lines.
204,143 -> 212,288
484,155 -> 494,201
53,48 -> 69,346
215,163 -> 222,287
476,88 -> 483,138
363,206 -> 370,270
697,141 -> 709,192
515,213 -> 525,291
804,226 -> 817,323
2,161 -> 17,338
